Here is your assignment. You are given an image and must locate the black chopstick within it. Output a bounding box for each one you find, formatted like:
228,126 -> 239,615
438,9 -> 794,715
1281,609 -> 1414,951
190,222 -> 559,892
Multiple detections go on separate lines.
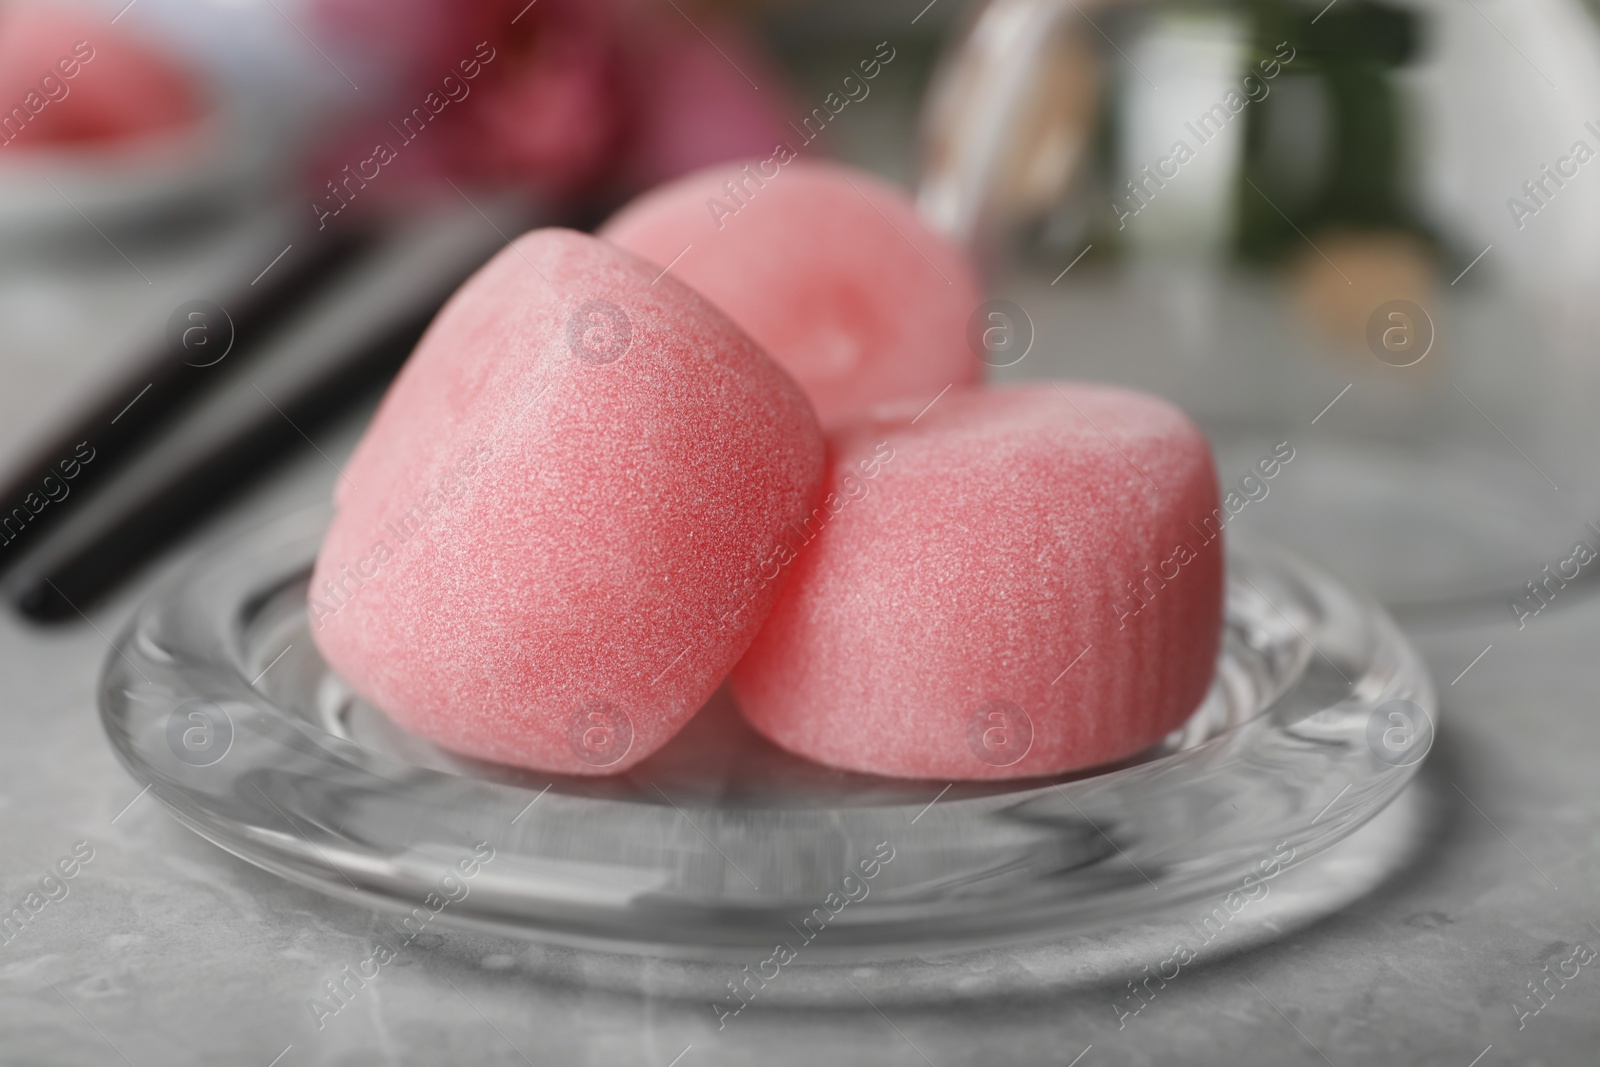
0,210 -> 369,576
7,194 -> 539,621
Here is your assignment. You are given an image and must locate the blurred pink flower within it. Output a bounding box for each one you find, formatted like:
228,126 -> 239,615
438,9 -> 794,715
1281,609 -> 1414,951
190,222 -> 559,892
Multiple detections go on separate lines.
307,0 -> 799,209
618,10 -> 802,190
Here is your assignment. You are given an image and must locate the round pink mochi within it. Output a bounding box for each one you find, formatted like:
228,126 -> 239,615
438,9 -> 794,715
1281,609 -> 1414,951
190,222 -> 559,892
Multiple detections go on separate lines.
730,383 -> 1224,780
599,159 -> 983,431
310,228 -> 824,775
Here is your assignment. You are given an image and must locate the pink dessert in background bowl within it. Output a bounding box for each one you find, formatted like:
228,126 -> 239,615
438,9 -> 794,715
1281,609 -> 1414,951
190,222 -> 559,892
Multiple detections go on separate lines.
0,6 -> 201,152
0,5 -> 240,240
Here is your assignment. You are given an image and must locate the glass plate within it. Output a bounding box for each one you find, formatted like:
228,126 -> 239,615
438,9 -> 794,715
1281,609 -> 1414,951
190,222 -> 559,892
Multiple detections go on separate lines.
99,505 -> 1434,962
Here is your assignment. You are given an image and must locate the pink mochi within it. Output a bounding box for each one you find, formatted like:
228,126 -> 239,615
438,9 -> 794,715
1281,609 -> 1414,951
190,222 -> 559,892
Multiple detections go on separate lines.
310,228 -> 824,775
599,159 -> 983,431
730,383 -> 1224,780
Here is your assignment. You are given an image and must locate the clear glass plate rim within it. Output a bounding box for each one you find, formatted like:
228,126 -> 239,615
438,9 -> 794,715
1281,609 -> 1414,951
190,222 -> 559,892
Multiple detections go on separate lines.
98,504 -> 1437,957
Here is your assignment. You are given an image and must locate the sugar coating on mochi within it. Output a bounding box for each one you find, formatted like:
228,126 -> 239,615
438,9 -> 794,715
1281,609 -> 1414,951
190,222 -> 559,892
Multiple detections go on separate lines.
730,382 -> 1224,780
311,228 -> 824,775
599,158 -> 983,431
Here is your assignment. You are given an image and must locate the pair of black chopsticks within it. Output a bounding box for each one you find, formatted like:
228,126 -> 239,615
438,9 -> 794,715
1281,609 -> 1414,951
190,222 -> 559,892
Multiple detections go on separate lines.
0,193 -> 541,622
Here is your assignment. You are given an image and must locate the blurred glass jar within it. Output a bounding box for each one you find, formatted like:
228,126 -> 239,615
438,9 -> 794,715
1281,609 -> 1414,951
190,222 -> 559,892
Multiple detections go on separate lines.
921,0 -> 1600,616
